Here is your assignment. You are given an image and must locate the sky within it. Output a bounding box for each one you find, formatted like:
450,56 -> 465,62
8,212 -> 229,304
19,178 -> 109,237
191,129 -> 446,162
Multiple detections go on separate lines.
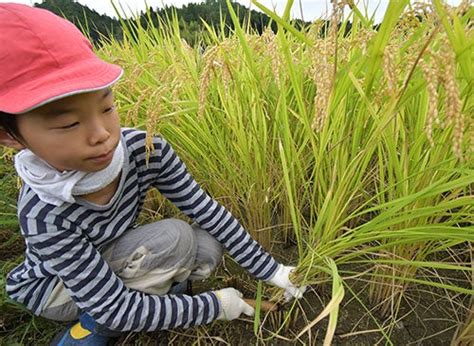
0,0 -> 463,23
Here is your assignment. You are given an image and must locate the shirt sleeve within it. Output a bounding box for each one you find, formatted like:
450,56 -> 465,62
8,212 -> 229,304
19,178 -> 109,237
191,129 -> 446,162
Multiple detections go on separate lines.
26,218 -> 221,332
151,136 -> 279,281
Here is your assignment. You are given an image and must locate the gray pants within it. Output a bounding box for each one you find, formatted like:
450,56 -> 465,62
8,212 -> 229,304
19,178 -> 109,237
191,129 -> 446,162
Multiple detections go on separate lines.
40,219 -> 223,321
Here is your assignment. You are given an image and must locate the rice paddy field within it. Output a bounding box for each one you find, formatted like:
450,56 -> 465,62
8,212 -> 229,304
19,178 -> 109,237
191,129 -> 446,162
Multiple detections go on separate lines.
1,0 -> 473,344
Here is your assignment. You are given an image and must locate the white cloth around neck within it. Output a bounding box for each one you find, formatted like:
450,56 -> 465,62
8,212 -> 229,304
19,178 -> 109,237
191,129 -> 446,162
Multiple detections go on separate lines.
14,142 -> 124,207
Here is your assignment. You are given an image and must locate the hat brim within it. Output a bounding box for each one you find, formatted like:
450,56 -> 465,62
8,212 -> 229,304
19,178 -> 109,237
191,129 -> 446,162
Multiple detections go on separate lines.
1,58 -> 123,114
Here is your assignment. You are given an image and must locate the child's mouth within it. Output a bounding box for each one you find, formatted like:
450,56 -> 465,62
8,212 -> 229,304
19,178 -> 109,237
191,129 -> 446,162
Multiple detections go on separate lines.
88,149 -> 113,163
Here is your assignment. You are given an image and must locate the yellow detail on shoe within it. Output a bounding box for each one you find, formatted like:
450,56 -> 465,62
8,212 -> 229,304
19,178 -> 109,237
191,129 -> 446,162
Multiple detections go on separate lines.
70,322 -> 91,339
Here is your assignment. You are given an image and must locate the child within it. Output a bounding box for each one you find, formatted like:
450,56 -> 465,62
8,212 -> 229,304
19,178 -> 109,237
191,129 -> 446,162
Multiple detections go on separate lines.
0,3 -> 305,345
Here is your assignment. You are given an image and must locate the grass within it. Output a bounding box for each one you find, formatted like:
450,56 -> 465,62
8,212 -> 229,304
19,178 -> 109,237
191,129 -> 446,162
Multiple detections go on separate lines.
1,0 -> 473,344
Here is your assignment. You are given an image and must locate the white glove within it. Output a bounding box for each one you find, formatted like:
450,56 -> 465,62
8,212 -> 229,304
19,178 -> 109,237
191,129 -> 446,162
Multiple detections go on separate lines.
214,287 -> 255,320
268,265 -> 307,302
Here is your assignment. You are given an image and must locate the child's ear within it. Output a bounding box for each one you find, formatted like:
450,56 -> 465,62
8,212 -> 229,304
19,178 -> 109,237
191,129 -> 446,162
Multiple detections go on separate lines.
0,129 -> 25,150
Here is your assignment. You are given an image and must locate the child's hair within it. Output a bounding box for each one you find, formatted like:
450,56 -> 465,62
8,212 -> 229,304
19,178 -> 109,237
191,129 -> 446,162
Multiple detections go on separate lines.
0,111 -> 22,142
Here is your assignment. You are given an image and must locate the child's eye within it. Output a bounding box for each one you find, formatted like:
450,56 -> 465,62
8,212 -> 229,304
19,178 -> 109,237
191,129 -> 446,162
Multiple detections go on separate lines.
104,105 -> 116,113
58,122 -> 79,129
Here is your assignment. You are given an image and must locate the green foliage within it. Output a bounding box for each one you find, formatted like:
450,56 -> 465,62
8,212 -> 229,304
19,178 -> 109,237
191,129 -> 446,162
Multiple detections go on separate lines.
34,0 -> 290,46
35,0 -> 123,42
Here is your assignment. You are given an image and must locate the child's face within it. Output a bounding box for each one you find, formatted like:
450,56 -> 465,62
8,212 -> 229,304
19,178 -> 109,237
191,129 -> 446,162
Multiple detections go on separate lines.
16,88 -> 121,172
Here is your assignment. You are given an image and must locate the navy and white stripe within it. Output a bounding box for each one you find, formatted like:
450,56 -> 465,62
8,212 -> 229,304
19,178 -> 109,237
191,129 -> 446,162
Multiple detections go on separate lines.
6,128 -> 278,331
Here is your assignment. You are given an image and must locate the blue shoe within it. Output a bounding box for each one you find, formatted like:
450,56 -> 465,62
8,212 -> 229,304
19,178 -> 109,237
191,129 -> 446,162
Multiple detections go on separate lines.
51,313 -> 120,346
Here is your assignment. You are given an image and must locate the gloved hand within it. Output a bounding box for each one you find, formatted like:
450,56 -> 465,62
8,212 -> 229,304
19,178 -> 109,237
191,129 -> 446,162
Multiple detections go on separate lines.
214,287 -> 255,320
268,264 -> 307,302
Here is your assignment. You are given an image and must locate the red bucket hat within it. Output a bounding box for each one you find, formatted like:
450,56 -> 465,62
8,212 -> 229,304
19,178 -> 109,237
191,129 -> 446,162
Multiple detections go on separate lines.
0,3 -> 123,114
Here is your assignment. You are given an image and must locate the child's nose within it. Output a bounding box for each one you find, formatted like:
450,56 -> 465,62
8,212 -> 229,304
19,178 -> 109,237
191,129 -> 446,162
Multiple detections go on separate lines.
87,119 -> 110,145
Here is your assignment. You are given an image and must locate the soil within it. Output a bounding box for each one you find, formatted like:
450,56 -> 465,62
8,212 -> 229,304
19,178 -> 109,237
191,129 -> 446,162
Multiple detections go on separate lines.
0,228 -> 25,261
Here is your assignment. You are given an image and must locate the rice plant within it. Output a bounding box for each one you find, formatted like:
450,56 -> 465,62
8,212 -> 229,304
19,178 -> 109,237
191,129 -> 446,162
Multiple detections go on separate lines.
95,0 -> 474,342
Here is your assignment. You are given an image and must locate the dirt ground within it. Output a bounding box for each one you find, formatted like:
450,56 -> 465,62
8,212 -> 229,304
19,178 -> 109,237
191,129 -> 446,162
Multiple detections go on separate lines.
110,273 -> 468,345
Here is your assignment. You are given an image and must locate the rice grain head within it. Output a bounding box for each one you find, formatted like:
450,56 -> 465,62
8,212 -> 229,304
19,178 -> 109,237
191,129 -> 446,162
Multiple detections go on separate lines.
310,1 -> 342,132
262,27 -> 282,83
349,28 -> 375,56
383,43 -> 400,98
437,36 -> 464,160
310,38 -> 332,131
218,39 -> 236,92
198,46 -> 219,118
456,0 -> 472,16
420,56 -> 440,147
126,87 -> 150,128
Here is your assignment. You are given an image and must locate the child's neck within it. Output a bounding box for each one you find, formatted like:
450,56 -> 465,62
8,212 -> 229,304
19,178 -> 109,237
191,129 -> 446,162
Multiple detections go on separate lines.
79,174 -> 121,205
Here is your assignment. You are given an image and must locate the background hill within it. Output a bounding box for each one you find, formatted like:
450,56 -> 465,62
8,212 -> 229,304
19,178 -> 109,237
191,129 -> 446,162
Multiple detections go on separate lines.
34,0 -> 287,45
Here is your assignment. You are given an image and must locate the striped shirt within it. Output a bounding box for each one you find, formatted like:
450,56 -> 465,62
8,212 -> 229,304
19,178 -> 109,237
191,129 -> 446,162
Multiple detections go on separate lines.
6,128 -> 278,331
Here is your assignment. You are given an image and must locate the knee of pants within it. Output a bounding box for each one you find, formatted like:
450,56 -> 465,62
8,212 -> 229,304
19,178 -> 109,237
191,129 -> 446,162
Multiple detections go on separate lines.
105,218 -> 198,275
40,299 -> 80,322
136,218 -> 198,272
192,226 -> 223,270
